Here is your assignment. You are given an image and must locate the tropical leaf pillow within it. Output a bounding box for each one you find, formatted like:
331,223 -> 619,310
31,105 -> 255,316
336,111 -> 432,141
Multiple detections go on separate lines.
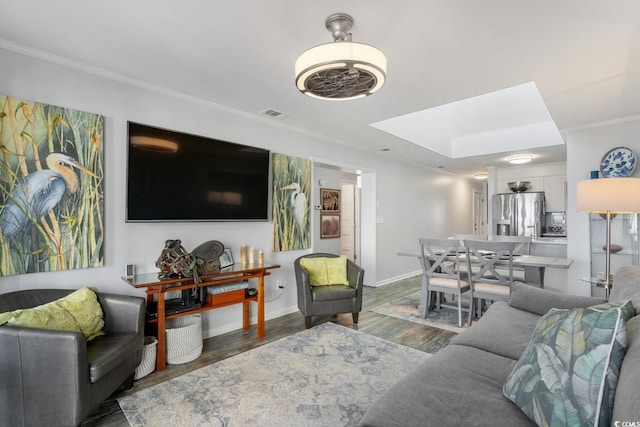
586,300 -> 634,422
503,305 -> 628,427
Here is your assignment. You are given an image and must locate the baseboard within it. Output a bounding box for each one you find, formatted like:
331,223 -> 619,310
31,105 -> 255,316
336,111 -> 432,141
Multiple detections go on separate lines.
371,270 -> 422,288
203,270 -> 422,337
202,304 -> 299,339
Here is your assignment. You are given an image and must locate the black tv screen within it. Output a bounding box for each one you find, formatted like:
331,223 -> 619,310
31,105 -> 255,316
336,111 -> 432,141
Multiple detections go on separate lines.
126,122 -> 270,222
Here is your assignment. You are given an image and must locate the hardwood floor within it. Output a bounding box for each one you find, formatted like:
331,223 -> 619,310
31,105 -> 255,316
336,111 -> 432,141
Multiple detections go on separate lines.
81,275 -> 456,426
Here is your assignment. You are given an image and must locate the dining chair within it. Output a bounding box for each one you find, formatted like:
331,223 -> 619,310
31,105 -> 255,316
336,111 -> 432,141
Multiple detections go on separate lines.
488,235 -> 532,255
419,237 -> 471,327
488,235 -> 532,281
462,239 -> 520,318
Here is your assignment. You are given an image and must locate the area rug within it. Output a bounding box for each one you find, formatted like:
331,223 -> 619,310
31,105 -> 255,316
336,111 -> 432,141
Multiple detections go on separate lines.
369,291 -> 470,333
118,322 -> 428,427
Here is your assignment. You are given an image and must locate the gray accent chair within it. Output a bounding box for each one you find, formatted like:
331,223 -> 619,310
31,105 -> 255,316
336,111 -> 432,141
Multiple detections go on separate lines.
0,289 -> 145,427
294,253 -> 365,329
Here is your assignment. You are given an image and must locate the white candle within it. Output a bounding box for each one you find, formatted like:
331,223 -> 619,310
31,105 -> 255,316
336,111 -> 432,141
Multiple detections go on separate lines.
240,244 -> 247,265
249,246 -> 255,265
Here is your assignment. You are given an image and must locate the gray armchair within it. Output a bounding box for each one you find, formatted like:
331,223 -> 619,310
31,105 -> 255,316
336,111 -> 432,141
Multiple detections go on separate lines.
294,253 -> 365,329
0,289 -> 145,427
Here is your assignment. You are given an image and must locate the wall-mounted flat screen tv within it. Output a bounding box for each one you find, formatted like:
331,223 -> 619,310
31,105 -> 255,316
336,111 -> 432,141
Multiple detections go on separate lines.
126,122 -> 270,222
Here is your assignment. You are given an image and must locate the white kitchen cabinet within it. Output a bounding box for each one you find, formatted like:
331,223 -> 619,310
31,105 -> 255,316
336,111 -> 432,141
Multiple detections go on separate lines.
543,175 -> 567,212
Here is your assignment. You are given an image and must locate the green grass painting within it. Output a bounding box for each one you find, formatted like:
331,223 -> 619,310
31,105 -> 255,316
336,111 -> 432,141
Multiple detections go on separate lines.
272,153 -> 310,251
0,95 -> 104,276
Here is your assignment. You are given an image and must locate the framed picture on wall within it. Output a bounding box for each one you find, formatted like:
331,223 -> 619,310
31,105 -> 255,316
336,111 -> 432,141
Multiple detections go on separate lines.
320,213 -> 340,238
321,188 -> 340,213
219,248 -> 234,268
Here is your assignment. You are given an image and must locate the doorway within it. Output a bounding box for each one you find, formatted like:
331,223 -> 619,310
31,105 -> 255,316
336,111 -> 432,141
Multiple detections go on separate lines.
473,190 -> 485,235
313,158 -> 375,285
341,182 -> 360,262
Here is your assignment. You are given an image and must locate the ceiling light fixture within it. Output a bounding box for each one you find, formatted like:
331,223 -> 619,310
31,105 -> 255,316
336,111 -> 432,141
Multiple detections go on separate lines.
295,13 -> 387,101
508,155 -> 533,164
473,172 -> 489,180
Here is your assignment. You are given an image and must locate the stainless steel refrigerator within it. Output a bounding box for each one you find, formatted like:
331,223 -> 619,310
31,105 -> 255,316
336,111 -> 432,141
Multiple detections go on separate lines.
492,192 -> 545,238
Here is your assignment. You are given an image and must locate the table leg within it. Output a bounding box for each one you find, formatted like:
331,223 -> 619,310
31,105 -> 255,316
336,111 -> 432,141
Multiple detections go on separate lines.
419,273 -> 428,313
418,253 -> 429,312
242,300 -> 250,330
257,274 -> 265,338
156,291 -> 167,371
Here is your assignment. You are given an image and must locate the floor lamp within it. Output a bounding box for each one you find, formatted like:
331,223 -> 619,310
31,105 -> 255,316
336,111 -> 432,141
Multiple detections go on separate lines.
577,177 -> 640,298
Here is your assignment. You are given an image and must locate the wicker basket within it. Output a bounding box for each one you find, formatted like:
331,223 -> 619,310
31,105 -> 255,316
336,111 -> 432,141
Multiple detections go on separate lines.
165,314 -> 203,364
134,336 -> 157,380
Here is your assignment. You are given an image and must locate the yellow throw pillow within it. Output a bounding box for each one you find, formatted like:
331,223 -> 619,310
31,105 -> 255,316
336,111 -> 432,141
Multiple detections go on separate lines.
54,287 -> 105,341
0,287 -> 105,341
300,257 -> 330,286
0,311 -> 13,324
300,256 -> 350,286
325,256 -> 349,285
2,300 -> 82,334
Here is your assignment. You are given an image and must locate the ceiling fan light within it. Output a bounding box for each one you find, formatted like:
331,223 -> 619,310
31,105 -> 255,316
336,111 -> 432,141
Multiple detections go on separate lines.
508,155 -> 533,164
304,91 -> 367,101
295,14 -> 386,100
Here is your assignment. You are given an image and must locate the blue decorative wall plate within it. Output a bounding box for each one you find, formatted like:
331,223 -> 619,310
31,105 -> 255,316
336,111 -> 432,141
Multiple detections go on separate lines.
600,147 -> 636,177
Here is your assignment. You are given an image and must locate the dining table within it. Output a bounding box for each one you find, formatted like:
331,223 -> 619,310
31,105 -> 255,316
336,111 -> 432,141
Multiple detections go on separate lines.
398,250 -> 574,313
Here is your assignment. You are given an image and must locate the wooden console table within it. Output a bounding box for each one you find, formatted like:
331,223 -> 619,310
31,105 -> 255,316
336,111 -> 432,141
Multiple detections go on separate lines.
122,263 -> 280,371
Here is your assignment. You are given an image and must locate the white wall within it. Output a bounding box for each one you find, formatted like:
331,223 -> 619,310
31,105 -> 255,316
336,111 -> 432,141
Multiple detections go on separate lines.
566,117 -> 640,296
0,48 -> 477,337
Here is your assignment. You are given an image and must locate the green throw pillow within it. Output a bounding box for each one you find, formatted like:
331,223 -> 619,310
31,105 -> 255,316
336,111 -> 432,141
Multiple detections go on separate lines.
0,287 -> 105,341
54,287 -> 105,341
300,257 -> 330,286
300,256 -> 349,286
503,306 -> 628,427
1,300 -> 82,334
325,256 -> 349,285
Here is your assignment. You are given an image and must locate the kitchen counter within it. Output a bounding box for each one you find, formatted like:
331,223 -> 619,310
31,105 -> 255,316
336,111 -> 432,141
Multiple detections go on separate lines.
531,238 -> 568,291
534,237 -> 567,245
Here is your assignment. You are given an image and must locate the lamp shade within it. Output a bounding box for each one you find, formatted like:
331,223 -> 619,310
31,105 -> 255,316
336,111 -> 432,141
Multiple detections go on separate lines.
294,13 -> 386,100
295,42 -> 387,100
577,178 -> 640,213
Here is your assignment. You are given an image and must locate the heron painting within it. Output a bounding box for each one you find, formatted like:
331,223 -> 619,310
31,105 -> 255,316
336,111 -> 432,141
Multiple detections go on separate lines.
272,153 -> 310,251
0,95 -> 104,276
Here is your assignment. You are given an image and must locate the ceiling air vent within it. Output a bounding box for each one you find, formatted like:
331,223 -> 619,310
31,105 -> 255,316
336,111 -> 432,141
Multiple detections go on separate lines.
260,109 -> 288,119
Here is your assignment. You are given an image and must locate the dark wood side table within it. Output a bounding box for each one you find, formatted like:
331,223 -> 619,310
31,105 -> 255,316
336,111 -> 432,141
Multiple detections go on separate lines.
122,263 -> 280,371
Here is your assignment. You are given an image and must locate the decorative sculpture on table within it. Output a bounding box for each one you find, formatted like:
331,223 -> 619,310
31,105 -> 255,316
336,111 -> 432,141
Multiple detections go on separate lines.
156,239 -> 196,280
191,240 -> 224,274
155,239 -> 225,284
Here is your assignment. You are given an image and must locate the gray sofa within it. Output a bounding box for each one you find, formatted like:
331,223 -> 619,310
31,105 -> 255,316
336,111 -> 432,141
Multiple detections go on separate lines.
0,289 -> 145,427
360,265 -> 640,426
